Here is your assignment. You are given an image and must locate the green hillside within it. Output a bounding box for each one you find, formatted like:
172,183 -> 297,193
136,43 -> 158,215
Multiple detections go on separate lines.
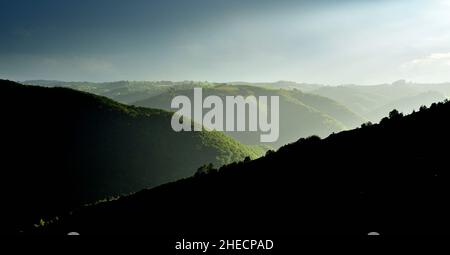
134,84 -> 365,148
0,80 -> 261,233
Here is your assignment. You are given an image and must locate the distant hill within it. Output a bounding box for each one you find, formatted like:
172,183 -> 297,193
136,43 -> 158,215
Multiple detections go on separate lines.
23,80 -> 214,104
0,80 -> 261,233
366,91 -> 446,121
39,99 -> 450,235
310,83 -> 422,116
228,81 -> 323,92
310,81 -> 450,122
26,80 -> 450,119
134,84 -> 365,148
24,78 -> 448,143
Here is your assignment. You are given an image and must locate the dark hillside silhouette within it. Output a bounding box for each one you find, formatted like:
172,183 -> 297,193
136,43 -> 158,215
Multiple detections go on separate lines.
0,80 -> 261,234
40,99 -> 450,235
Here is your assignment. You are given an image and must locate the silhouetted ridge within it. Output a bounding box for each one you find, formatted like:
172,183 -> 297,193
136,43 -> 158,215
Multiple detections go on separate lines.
40,99 -> 450,235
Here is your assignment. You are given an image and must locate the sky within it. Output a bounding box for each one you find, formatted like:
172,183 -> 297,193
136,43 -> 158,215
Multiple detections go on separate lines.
1,0 -> 450,85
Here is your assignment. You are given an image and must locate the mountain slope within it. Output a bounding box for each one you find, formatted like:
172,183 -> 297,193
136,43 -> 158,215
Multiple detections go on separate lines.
310,83 -> 419,116
277,89 -> 365,128
229,81 -> 323,92
366,91 -> 446,121
310,81 -> 449,122
134,84 -> 365,148
0,80 -> 261,233
40,99 -> 450,235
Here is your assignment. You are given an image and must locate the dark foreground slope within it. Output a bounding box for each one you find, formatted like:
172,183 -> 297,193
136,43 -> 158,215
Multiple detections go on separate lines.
40,99 -> 450,235
0,80 -> 261,233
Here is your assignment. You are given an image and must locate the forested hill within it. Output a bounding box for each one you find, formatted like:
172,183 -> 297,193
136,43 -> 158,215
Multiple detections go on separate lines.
135,84 -> 365,148
39,96 -> 450,235
0,80 -> 261,233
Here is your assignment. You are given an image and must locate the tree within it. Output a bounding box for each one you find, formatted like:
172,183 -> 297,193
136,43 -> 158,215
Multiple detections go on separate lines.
195,163 -> 217,177
265,150 -> 275,157
361,122 -> 373,128
389,109 -> 403,119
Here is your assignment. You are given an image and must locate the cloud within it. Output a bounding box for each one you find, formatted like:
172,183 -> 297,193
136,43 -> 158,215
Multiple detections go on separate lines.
408,52 -> 450,66
400,52 -> 450,82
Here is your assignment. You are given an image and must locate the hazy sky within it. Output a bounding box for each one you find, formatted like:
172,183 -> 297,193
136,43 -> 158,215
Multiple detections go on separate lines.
1,0 -> 450,84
